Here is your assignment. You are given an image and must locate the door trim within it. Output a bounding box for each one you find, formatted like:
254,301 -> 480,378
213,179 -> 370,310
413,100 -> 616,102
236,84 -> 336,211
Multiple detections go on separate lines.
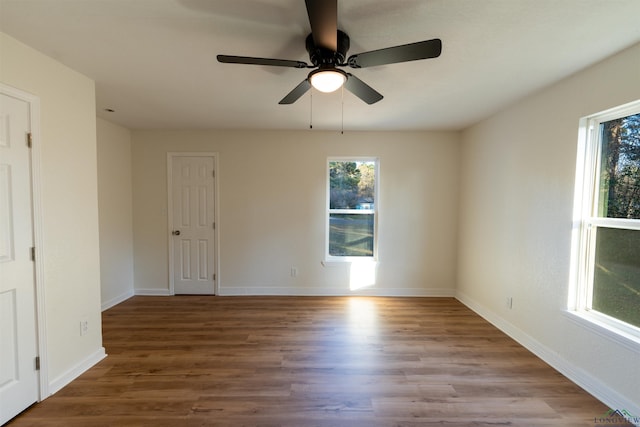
0,83 -> 49,400
167,152 -> 219,295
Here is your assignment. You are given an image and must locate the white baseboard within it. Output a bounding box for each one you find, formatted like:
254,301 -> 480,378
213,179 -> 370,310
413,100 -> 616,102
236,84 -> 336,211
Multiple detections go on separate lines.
218,285 -> 455,297
455,291 -> 640,425
101,289 -> 134,311
48,347 -> 106,396
134,288 -> 172,296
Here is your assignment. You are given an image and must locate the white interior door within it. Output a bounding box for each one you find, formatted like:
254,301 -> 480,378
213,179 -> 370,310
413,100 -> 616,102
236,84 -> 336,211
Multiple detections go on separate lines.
0,92 -> 39,424
170,155 -> 216,294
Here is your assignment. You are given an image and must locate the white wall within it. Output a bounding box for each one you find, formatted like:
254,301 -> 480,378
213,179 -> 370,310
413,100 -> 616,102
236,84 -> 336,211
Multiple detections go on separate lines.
0,33 -> 104,393
132,130 -> 460,296
97,118 -> 134,310
457,43 -> 640,413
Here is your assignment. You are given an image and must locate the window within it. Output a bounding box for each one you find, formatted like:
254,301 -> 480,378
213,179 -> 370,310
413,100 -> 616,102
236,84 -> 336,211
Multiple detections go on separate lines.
327,158 -> 378,260
571,100 -> 640,340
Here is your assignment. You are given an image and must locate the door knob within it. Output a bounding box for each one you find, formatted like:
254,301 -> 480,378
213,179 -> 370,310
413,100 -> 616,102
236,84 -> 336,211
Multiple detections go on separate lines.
172,230 -> 181,236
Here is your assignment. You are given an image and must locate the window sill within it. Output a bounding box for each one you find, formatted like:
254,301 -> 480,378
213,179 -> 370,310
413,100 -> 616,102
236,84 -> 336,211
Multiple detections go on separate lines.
564,310 -> 640,353
321,260 -> 350,267
322,258 -> 377,267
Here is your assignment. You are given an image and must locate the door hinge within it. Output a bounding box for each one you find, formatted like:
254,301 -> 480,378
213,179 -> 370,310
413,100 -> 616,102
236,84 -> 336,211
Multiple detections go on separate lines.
213,222 -> 215,230
212,170 -> 215,178
27,132 -> 33,148
31,247 -> 36,262
35,356 -> 40,371
213,274 -> 216,281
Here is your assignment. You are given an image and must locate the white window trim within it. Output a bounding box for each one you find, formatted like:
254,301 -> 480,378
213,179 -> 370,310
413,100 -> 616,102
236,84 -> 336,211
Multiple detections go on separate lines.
325,157 -> 379,263
569,99 -> 640,349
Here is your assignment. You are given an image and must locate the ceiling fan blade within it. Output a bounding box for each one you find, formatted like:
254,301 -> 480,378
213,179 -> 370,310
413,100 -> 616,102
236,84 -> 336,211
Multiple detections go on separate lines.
279,79 -> 311,104
217,55 -> 308,69
347,39 -> 442,68
305,0 -> 337,51
344,74 -> 383,105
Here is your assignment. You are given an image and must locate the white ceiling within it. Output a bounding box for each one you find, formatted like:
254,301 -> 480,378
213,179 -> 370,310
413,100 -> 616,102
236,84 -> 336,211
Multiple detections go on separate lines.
1,0 -> 640,131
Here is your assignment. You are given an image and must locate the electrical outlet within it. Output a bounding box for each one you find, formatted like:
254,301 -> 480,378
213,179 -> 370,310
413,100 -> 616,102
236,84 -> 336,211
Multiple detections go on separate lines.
291,267 -> 297,277
506,297 -> 513,309
80,319 -> 89,336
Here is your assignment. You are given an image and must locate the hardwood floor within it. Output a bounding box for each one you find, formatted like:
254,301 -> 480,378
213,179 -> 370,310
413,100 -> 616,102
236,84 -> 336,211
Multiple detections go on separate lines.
8,296 -> 621,426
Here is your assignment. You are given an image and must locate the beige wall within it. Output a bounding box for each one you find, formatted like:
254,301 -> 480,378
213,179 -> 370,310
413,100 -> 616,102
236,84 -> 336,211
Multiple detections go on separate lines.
0,33 -> 104,392
97,118 -> 134,309
4,24 -> 638,413
132,130 -> 460,296
457,43 -> 640,412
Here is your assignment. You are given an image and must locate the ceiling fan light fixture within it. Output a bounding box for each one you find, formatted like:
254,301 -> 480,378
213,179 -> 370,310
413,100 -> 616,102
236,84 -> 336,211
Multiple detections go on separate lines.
309,68 -> 347,93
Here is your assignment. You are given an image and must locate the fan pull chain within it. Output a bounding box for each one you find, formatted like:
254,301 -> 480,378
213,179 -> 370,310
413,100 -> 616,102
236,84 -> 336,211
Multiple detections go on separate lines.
341,85 -> 344,135
309,88 -> 313,129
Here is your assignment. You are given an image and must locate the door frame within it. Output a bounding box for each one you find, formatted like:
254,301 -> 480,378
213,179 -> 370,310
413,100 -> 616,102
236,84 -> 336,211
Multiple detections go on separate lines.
166,152 -> 219,295
1,83 -> 49,400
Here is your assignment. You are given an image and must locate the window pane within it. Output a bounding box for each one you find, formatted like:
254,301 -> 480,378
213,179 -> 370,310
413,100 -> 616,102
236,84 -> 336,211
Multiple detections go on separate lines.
592,227 -> 640,328
329,161 -> 375,209
329,214 -> 374,257
598,113 -> 640,219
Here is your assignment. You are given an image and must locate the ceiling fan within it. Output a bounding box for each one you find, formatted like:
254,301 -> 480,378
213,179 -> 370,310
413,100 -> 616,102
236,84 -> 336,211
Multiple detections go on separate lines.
217,0 -> 442,105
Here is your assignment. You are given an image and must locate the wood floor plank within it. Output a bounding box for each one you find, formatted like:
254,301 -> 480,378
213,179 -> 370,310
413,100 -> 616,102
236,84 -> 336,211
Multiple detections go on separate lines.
7,296 -> 627,426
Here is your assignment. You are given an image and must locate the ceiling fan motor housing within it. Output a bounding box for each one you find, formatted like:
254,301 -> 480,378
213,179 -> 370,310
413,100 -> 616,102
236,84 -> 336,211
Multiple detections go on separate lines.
306,30 -> 350,66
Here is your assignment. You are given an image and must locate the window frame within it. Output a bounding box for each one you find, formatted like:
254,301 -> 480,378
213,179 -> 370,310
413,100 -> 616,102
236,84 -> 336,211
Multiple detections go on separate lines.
325,157 -> 379,262
569,99 -> 640,346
